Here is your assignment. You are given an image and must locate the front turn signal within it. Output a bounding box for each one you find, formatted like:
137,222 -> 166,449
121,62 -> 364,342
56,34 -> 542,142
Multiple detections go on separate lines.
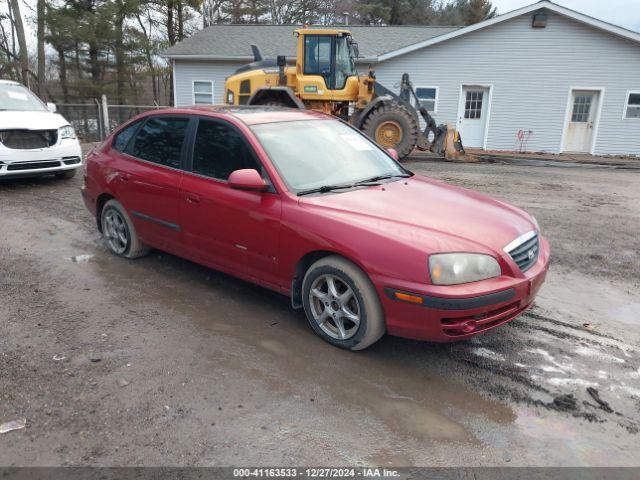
394,292 -> 424,304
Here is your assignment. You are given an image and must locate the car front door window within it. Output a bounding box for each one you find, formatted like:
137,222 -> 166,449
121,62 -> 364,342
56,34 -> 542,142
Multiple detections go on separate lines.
191,119 -> 261,180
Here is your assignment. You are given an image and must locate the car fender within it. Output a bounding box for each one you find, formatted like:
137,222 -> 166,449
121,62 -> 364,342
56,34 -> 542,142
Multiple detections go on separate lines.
277,201 -> 430,296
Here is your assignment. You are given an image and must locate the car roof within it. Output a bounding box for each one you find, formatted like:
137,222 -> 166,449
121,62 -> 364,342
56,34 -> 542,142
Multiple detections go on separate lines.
151,105 -> 332,126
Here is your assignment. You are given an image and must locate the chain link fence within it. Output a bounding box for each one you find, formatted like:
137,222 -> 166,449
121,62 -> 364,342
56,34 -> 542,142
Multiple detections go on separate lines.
56,99 -> 170,143
56,102 -> 104,143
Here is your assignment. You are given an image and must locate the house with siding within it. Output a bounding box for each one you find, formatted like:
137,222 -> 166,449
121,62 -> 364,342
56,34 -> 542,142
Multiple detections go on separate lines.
162,1 -> 640,156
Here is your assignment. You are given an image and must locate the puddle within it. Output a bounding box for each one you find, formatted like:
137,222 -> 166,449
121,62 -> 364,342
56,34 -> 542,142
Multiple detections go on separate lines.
611,302 -> 640,326
514,409 -> 634,466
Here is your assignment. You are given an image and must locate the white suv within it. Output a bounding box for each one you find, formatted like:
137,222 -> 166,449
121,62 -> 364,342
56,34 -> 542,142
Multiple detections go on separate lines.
0,80 -> 82,179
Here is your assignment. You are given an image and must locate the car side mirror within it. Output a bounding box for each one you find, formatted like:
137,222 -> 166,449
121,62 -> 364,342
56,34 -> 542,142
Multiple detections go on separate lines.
46,102 -> 57,113
387,148 -> 399,161
228,169 -> 267,191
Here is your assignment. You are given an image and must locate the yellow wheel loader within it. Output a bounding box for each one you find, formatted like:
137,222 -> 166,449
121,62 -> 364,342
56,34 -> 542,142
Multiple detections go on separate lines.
224,28 -> 465,160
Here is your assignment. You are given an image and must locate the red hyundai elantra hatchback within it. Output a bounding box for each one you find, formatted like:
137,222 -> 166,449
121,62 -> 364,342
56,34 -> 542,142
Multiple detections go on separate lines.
82,106 -> 549,350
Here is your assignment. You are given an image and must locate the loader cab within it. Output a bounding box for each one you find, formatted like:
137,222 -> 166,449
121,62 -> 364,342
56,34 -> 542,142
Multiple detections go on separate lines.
295,29 -> 359,93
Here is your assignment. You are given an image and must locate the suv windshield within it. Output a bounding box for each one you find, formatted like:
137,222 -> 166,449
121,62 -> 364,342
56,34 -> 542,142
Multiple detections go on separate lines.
251,120 -> 409,194
0,83 -> 47,111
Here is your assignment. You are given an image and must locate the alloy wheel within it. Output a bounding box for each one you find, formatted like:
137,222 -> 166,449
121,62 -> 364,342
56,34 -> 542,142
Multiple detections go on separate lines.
103,208 -> 128,254
308,274 -> 361,340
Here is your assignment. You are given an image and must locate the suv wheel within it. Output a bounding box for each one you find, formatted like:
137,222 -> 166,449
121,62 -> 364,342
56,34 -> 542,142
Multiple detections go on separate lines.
302,255 -> 385,350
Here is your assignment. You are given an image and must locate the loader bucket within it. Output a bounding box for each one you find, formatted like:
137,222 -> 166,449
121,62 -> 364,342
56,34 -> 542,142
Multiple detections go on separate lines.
431,124 -> 466,160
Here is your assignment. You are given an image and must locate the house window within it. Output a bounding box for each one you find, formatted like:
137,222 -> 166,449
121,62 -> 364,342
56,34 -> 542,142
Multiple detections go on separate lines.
464,90 -> 484,119
571,95 -> 592,122
415,87 -> 438,113
193,81 -> 214,104
624,91 -> 640,119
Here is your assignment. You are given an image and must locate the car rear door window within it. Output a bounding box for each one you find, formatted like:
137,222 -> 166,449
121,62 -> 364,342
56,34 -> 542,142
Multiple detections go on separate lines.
129,116 -> 189,168
191,119 -> 260,181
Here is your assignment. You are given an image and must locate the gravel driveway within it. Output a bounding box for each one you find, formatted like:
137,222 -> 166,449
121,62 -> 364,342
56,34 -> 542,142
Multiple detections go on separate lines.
1,158 -> 639,466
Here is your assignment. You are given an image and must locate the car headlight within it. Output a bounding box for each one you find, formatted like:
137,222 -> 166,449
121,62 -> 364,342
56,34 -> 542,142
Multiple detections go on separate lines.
59,125 -> 76,139
226,89 -> 234,104
429,253 -> 501,285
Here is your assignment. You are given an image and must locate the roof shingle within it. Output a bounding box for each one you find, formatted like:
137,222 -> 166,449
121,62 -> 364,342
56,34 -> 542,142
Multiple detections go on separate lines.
162,24 -> 460,60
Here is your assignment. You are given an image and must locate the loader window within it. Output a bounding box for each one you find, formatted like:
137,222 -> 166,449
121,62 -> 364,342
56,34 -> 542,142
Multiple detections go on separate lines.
334,36 -> 356,90
304,35 -> 332,86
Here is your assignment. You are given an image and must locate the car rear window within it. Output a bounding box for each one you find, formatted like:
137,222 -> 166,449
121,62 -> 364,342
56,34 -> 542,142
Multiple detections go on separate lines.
130,116 -> 189,168
113,121 -> 141,152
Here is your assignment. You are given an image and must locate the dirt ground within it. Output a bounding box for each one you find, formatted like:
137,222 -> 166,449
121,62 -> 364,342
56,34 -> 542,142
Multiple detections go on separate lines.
1,157 -> 639,467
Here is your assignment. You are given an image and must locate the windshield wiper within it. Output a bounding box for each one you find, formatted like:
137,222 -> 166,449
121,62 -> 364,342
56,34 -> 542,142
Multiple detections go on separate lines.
353,173 -> 412,185
297,181 -> 381,196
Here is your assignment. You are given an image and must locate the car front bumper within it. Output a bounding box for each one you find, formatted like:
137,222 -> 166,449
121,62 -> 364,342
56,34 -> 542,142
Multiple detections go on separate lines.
0,139 -> 83,177
376,235 -> 550,342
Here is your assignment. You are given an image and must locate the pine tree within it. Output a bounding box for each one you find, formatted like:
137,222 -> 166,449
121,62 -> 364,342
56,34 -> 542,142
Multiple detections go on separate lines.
437,0 -> 496,26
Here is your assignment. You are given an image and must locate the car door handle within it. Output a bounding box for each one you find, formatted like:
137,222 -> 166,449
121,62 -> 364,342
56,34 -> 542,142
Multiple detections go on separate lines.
185,193 -> 201,204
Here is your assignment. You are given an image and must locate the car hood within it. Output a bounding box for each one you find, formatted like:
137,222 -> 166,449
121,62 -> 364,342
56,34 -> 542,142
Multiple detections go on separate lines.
0,110 -> 69,130
299,175 -> 535,254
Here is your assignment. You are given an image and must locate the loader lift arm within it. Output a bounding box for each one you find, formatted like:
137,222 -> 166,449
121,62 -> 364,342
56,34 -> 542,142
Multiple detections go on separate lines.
383,73 -> 464,157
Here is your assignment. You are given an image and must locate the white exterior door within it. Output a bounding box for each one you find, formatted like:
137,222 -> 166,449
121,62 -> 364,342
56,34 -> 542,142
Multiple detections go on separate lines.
458,86 -> 490,148
563,90 -> 600,153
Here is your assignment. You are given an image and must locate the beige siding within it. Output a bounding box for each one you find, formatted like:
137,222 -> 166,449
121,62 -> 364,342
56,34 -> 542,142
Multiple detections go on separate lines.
374,11 -> 640,155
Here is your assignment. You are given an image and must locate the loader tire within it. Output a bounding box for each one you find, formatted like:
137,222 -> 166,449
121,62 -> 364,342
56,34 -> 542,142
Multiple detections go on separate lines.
361,102 -> 419,159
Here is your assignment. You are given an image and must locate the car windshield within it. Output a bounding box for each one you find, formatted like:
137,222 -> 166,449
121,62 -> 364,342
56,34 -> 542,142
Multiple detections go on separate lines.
0,83 -> 47,111
251,119 -> 409,194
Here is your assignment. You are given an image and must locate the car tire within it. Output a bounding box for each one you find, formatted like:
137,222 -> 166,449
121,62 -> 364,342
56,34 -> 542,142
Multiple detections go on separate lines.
100,199 -> 150,259
55,169 -> 77,180
302,255 -> 385,350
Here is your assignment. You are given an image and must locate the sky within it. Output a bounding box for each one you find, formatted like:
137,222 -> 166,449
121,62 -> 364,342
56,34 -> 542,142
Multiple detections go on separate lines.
492,0 -> 640,33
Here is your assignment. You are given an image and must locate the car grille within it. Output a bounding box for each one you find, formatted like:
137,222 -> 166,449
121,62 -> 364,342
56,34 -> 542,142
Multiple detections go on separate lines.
441,300 -> 529,337
507,232 -> 539,272
7,160 -> 61,171
0,129 -> 58,149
